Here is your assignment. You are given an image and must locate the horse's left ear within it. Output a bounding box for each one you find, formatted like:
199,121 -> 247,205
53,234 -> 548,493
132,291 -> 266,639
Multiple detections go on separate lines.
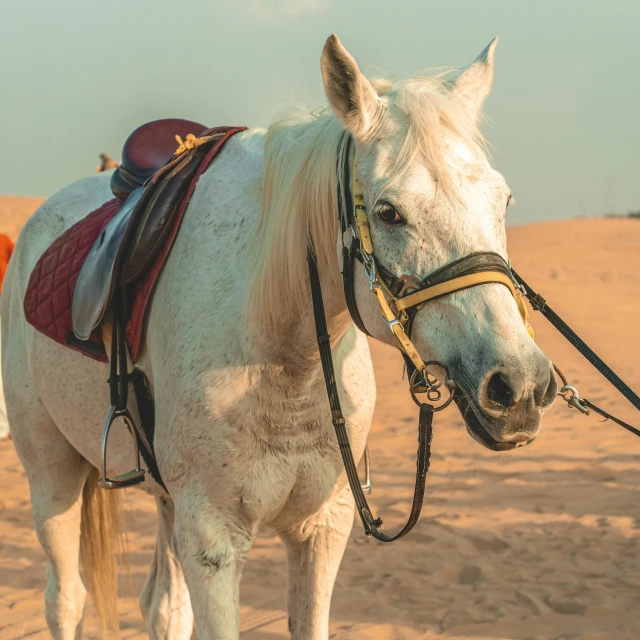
451,37 -> 498,121
321,34 -> 382,139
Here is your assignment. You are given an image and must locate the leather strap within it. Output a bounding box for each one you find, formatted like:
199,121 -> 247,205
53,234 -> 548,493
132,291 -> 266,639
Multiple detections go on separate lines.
342,245 -> 370,335
108,298 -> 168,491
339,135 -> 371,336
308,250 -> 433,541
372,286 -> 426,373
582,399 -> 640,438
513,269 -> 640,414
513,269 -> 640,438
395,271 -> 516,312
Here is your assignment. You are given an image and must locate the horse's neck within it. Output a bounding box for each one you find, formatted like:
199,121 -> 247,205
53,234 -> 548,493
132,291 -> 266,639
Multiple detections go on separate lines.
243,115 -> 352,370
254,266 -> 353,373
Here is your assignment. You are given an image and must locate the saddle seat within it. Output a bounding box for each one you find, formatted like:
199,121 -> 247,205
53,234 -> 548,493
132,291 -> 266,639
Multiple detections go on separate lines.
71,122 -> 242,344
110,118 -> 208,199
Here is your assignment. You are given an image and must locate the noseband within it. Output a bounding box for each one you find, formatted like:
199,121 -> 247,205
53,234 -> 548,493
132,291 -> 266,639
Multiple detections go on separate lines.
307,135 -> 533,542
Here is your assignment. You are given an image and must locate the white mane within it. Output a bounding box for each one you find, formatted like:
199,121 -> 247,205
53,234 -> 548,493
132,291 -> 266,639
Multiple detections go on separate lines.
249,74 -> 486,331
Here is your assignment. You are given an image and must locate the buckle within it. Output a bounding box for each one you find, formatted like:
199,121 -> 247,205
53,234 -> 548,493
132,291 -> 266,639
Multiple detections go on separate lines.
362,251 -> 380,291
385,317 -> 404,333
397,274 -> 423,297
558,385 -> 590,415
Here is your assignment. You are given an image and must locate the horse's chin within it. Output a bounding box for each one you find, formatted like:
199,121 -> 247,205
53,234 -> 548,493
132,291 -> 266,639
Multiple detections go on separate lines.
453,390 -> 535,452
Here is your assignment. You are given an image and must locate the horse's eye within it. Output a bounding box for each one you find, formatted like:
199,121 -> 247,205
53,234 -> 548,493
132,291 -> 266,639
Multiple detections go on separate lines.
376,203 -> 405,226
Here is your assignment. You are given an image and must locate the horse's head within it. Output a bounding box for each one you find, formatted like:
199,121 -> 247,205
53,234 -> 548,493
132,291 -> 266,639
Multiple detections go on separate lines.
321,35 -> 557,451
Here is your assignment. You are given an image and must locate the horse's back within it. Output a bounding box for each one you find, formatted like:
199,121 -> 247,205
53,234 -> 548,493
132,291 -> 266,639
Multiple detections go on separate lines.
4,172 -> 114,307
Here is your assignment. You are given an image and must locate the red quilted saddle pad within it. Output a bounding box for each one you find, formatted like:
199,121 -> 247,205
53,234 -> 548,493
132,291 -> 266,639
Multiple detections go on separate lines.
23,199 -> 122,362
24,126 -> 245,363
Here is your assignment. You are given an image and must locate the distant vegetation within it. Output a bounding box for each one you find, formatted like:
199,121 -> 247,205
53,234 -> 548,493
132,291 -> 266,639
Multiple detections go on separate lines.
605,211 -> 640,219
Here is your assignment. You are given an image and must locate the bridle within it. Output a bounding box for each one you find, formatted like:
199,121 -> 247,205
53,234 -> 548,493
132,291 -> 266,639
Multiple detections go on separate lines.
309,133 -> 640,543
337,137 -> 534,378
307,135 -> 533,542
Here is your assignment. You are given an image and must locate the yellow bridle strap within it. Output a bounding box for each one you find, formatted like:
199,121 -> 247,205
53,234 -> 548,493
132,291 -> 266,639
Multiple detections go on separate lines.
355,208 -> 374,255
372,287 -> 427,373
394,271 -> 533,339
395,272 -> 515,311
352,158 -> 374,254
514,288 -> 535,339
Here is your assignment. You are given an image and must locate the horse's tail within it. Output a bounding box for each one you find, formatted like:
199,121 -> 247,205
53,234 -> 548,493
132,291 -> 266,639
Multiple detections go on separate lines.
80,466 -> 123,637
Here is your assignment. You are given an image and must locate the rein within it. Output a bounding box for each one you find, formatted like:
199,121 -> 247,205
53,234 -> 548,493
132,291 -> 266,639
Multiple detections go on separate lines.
310,134 -> 640,543
512,271 -> 640,438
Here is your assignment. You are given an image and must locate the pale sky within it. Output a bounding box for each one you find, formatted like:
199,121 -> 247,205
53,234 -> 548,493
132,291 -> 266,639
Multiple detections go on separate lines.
1,0 -> 638,224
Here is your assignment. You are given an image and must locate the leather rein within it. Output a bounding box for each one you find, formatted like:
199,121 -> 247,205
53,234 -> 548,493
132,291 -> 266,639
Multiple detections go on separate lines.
308,134 -> 640,543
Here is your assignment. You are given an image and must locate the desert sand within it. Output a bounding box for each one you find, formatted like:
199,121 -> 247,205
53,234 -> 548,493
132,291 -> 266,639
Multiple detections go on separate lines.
1,197 -> 639,639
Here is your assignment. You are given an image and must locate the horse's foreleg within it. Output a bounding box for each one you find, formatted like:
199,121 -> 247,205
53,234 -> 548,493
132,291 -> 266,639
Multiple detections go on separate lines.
172,489 -> 254,639
140,496 -> 193,639
279,484 -> 355,640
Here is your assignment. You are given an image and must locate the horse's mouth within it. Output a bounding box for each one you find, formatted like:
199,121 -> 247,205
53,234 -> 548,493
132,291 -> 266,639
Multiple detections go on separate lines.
453,389 -> 533,452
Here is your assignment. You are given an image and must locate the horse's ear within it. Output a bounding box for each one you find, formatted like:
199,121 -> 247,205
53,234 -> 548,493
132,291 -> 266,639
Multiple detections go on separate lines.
321,34 -> 381,139
451,37 -> 498,121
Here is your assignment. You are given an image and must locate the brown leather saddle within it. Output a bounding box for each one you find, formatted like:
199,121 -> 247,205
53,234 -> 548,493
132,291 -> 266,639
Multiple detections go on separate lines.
72,119 -> 225,341
70,119 -> 239,490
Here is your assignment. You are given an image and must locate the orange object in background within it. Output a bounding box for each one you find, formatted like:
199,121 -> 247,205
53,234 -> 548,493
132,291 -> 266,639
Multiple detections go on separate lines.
0,234 -> 14,293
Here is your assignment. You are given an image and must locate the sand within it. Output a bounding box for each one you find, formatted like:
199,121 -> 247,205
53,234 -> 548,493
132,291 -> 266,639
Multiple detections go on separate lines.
1,196 -> 639,639
0,196 -> 45,242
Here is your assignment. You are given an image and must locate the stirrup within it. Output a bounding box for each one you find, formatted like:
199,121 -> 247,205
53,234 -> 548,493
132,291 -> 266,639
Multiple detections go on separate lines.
360,445 -> 372,494
99,405 -> 145,489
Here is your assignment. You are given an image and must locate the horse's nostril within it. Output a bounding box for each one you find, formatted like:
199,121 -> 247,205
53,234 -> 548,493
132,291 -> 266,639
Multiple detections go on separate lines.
486,372 -> 515,408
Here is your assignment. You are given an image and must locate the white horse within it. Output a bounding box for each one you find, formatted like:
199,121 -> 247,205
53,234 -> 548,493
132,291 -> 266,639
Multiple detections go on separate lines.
2,35 -> 557,639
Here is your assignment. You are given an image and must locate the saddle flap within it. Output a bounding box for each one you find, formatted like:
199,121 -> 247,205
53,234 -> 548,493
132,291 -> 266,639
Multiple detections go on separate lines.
71,188 -> 144,340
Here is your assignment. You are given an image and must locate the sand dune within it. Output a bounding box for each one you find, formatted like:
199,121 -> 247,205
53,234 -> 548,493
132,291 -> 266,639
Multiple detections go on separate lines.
0,196 -> 45,241
1,196 -> 639,639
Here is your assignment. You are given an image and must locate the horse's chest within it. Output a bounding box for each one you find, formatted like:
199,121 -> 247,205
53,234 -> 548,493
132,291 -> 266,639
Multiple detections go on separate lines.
234,410 -> 345,524
245,439 -> 345,527
166,357 -> 372,526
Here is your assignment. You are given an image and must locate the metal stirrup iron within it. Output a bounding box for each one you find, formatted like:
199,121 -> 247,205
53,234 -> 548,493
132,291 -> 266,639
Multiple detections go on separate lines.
99,299 -> 145,489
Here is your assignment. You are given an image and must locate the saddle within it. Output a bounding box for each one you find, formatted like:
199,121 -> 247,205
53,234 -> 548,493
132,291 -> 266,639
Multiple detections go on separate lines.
69,119 -> 246,490
72,119 -> 223,340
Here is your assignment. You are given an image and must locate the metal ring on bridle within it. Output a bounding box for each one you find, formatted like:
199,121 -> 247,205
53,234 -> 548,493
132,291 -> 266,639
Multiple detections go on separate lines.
409,363 -> 455,411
